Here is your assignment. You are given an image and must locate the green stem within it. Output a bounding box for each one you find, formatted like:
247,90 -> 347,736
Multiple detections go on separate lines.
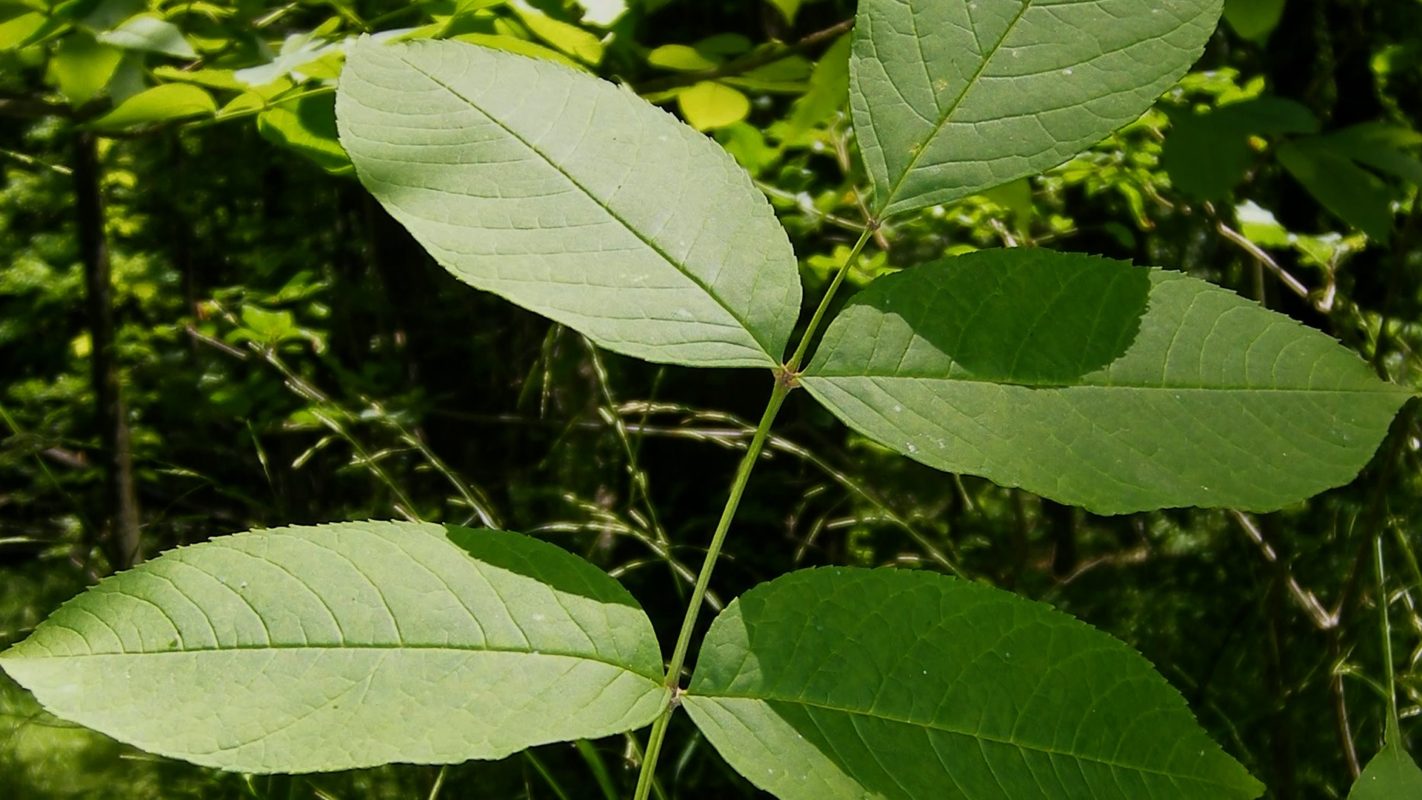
632,377 -> 790,800
786,225 -> 876,371
1374,533 -> 1400,744
632,231 -> 878,799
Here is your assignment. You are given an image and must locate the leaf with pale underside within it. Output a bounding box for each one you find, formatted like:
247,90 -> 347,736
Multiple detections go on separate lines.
337,39 -> 801,368
851,0 -> 1223,217
802,249 -> 1413,514
685,568 -> 1264,799
0,521 -> 666,773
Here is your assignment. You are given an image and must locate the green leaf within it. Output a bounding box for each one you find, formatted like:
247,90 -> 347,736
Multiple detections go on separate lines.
781,33 -> 850,144
0,9 -> 46,50
685,568 -> 1264,800
1163,96 -> 1318,201
767,0 -> 801,24
802,249 -> 1412,514
648,43 -> 719,72
851,0 -> 1223,218
1350,740 -> 1422,800
258,93 -> 353,175
50,33 -> 123,105
1223,0 -> 1284,42
89,83 -> 215,130
0,521 -> 666,773
1321,123 -> 1422,187
677,81 -> 750,130
1279,138 -> 1395,243
509,0 -> 602,66
337,40 -> 801,368
95,13 -> 195,58
450,32 -> 583,69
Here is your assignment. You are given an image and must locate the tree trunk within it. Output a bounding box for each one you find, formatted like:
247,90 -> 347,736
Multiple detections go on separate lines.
73,132 -> 142,570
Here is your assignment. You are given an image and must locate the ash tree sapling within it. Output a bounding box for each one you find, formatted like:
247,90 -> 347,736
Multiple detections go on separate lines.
4,1 -> 1417,798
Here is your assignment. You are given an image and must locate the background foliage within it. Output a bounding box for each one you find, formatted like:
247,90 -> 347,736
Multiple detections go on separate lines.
1,0 -> 1420,797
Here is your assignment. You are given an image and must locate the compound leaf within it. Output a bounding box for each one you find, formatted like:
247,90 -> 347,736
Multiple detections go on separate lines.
851,0 -> 1222,217
685,568 -> 1263,799
802,249 -> 1412,514
0,522 -> 666,773
338,39 -> 801,368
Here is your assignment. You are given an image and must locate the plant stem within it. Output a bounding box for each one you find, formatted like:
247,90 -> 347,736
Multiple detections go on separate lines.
786,224 -> 876,371
633,229 -> 877,799
1373,533 -> 1400,743
632,377 -> 790,800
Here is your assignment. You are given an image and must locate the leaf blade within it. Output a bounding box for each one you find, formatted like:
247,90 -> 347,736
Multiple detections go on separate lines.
0,521 -> 666,773
337,39 -> 801,368
802,249 -> 1412,513
685,568 -> 1264,799
1350,740 -> 1422,800
851,0 -> 1223,217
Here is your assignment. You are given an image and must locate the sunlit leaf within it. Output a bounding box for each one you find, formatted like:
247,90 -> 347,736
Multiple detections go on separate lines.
89,83 -> 215,130
0,522 -> 666,773
510,0 -> 603,65
50,33 -> 123,105
338,39 -> 801,368
686,568 -> 1264,799
802,249 -> 1413,514
677,81 -> 750,130
851,0 -> 1222,217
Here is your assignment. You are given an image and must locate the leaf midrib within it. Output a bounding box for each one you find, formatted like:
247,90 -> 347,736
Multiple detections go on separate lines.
804,374 -> 1412,396
389,50 -> 775,363
3,642 -> 665,684
874,0 -> 1034,215
689,693 -> 1248,790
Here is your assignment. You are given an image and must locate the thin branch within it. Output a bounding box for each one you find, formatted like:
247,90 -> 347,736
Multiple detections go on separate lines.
635,18 -> 853,94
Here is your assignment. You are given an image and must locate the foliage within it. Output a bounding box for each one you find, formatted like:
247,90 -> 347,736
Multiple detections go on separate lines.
0,1 -> 1420,799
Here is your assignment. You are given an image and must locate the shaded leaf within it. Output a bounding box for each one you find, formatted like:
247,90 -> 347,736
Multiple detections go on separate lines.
338,39 -> 801,368
89,83 -> 215,130
1163,96 -> 1318,201
257,92 -> 353,175
1322,123 -> 1422,187
685,568 -> 1263,800
802,249 -> 1412,514
1223,0 -> 1285,41
851,0 -> 1222,217
781,33 -> 850,144
0,522 -> 666,773
1350,739 -> 1422,800
1280,138 -> 1395,243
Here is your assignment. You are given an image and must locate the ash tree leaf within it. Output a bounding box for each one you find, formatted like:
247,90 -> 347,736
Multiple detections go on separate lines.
1350,739 -> 1422,800
801,249 -> 1413,514
338,39 -> 801,368
677,81 -> 751,131
1223,0 -> 1285,42
258,93 -> 354,176
1162,96 -> 1318,201
684,568 -> 1264,800
851,0 -> 1223,218
0,521 -> 667,773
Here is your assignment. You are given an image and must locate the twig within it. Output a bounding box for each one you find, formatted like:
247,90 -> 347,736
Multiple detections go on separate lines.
1230,510 -> 1337,630
635,18 -> 853,94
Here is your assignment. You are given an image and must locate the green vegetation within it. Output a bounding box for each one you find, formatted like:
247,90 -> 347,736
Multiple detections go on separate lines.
1,1 -> 1421,798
